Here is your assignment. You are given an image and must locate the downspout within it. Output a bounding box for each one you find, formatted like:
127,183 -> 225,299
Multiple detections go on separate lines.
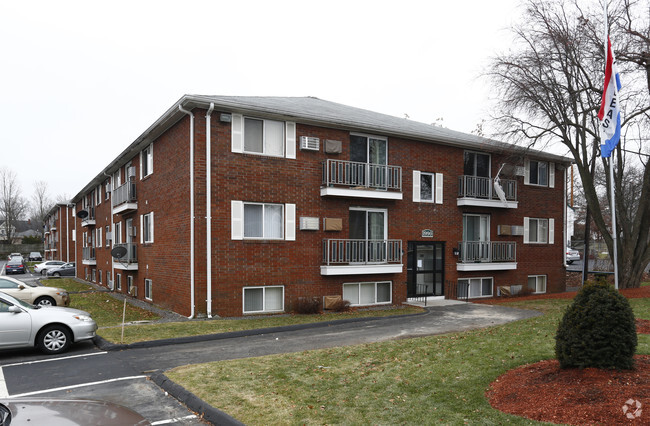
66,205 -> 70,262
206,103 -> 214,318
179,105 -> 196,319
104,171 -> 114,291
563,166 -> 568,267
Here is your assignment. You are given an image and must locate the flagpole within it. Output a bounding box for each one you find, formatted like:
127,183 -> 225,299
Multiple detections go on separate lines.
603,5 -> 619,290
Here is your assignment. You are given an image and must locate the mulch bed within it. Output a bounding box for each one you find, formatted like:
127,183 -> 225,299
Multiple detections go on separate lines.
484,278 -> 650,424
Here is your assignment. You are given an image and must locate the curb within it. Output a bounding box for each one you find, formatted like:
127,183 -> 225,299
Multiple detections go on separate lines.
150,372 -> 244,426
94,310 -> 430,351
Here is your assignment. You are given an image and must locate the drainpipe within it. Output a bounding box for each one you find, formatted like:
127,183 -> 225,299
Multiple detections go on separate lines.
206,103 -> 214,318
179,105 -> 196,319
104,171 -> 114,291
66,205 -> 70,262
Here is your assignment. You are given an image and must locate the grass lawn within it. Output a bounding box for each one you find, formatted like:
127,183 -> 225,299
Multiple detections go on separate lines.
42,278 -> 160,327
97,306 -> 425,344
166,298 -> 650,425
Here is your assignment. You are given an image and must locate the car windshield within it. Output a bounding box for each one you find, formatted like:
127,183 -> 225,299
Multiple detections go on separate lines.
1,294 -> 36,310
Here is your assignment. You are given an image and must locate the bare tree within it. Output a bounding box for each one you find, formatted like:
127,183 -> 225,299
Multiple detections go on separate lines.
0,168 -> 28,243
30,181 -> 52,239
487,0 -> 650,288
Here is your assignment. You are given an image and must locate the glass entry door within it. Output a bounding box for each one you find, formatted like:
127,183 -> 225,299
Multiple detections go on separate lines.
407,241 -> 445,297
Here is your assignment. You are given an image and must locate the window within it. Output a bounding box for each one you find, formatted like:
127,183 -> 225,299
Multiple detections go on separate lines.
107,271 -> 111,288
142,212 -> 154,243
528,275 -> 547,293
96,228 -> 102,248
141,143 -> 153,178
412,171 -> 443,204
525,160 -> 555,187
343,282 -> 392,306
245,203 -> 283,239
99,270 -> 102,284
464,151 -> 490,177
145,279 -> 152,300
96,185 -> 101,205
0,278 -> 20,289
91,269 -> 96,282
106,226 -> 110,247
105,179 -> 110,200
458,277 -> 493,298
231,201 -> 295,241
242,117 -> 284,156
243,286 -> 284,314
114,222 -> 122,245
116,274 -> 122,291
524,217 -> 554,244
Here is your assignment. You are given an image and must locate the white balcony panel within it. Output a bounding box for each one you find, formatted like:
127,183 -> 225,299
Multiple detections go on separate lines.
320,187 -> 403,200
457,262 -> 517,271
321,264 -> 403,276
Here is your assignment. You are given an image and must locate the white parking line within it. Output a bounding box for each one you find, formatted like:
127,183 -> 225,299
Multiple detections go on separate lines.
0,368 -> 8,398
2,351 -> 107,368
9,375 -> 147,397
151,415 -> 199,425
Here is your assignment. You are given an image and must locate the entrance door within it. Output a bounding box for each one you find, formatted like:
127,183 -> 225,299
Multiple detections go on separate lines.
407,241 -> 445,297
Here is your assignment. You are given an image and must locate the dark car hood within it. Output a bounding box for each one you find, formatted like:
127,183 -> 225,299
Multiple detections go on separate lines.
0,398 -> 150,425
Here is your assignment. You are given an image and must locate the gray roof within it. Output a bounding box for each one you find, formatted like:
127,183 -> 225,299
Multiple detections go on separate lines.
72,95 -> 573,201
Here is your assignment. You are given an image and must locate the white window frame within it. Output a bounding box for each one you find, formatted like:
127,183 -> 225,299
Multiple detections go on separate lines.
91,269 -> 96,283
127,275 -> 135,296
99,270 -> 102,284
114,222 -> 122,245
242,286 -> 285,314
458,277 -> 494,298
105,179 -> 111,200
105,225 -> 111,247
141,212 -> 154,244
524,159 -> 555,188
144,279 -> 152,300
140,143 -> 154,179
96,228 -> 102,248
231,201 -> 295,241
528,275 -> 547,294
116,273 -> 122,291
96,185 -> 101,205
412,171 -> 443,204
342,281 -> 392,306
231,114 -> 296,159
523,217 -> 554,244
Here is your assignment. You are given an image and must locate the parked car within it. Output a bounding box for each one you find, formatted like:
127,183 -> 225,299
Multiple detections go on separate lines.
46,262 -> 76,277
566,248 -> 581,264
0,291 -> 97,354
0,276 -> 69,306
0,398 -> 150,425
7,252 -> 22,260
33,260 -> 66,275
28,252 -> 43,261
4,258 -> 26,275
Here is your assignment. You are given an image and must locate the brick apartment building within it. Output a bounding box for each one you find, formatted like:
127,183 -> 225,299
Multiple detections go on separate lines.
60,95 -> 571,317
43,203 -> 75,262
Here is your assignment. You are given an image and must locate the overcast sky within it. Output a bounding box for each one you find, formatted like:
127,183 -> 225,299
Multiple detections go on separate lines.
1,0 -> 521,206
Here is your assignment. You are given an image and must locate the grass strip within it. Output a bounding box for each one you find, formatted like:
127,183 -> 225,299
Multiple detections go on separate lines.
166,298 -> 650,425
98,306 -> 425,344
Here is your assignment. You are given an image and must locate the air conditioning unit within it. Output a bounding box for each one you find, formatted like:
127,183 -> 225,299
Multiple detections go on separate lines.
299,217 -> 319,231
128,166 -> 136,178
300,136 -> 320,151
128,226 -> 137,237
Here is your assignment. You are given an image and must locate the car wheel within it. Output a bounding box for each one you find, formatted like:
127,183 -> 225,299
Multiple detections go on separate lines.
37,325 -> 71,355
40,270 -> 45,275
35,296 -> 56,307
53,272 -> 61,277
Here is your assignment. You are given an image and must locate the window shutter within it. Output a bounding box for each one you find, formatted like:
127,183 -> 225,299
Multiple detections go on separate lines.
412,170 -> 421,202
435,173 -> 444,204
231,114 -> 243,153
549,163 -> 555,188
523,217 -> 530,244
139,149 -> 143,180
524,159 -> 530,185
285,122 -> 296,159
231,201 -> 243,240
140,215 -> 144,244
548,218 -> 555,244
285,203 -> 296,241
150,143 -> 154,175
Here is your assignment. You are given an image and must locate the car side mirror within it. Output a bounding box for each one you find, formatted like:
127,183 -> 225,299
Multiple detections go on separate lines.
18,284 -> 26,290
8,306 -> 21,313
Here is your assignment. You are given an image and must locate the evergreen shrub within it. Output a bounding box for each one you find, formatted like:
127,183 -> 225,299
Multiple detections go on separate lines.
555,279 -> 637,369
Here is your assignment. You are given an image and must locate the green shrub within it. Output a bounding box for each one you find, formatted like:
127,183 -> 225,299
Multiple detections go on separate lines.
555,279 -> 637,369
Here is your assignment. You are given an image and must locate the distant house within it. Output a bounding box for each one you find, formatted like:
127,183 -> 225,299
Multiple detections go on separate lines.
68,95 -> 573,317
0,222 -> 17,242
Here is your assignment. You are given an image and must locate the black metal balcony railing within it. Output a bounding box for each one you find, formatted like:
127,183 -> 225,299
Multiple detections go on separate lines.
322,160 -> 402,191
82,246 -> 96,261
112,181 -> 137,207
323,239 -> 402,265
458,175 -> 517,201
458,241 -> 516,263
112,242 -> 137,263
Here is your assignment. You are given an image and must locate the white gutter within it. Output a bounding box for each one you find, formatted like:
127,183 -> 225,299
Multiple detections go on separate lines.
179,105 -> 196,319
65,205 -> 70,262
206,103 -> 214,318
563,166 -> 568,267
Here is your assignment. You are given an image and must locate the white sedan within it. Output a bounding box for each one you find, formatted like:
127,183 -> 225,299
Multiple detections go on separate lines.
566,248 -> 581,264
0,291 -> 97,354
33,260 -> 66,275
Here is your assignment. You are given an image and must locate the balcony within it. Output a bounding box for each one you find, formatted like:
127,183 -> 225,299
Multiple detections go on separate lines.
321,160 -> 403,200
112,181 -> 137,214
82,246 -> 96,266
457,175 -> 518,208
81,207 -> 96,227
113,242 -> 138,270
321,239 -> 403,275
457,241 -> 517,271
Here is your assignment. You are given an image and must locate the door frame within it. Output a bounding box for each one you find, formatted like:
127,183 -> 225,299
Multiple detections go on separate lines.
407,241 -> 445,297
